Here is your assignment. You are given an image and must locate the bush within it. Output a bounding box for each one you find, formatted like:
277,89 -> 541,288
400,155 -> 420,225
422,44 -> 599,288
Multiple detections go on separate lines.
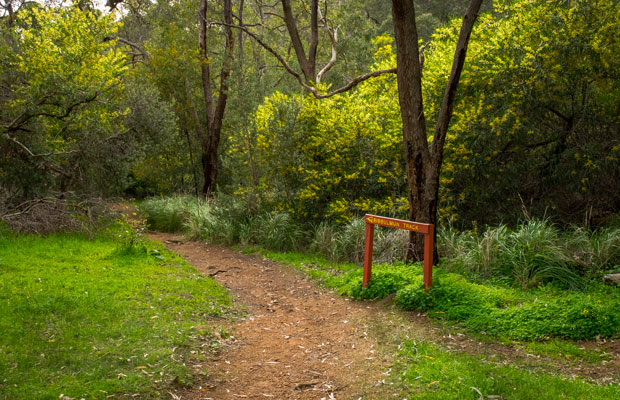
141,195 -> 198,232
395,275 -> 620,340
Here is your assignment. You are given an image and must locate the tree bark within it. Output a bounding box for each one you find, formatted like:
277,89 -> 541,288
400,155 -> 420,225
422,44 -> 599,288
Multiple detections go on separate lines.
199,0 -> 234,197
391,0 -> 483,261
281,0 -> 317,82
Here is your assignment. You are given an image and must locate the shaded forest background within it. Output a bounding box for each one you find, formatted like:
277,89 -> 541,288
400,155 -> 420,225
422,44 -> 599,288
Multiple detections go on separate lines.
1,0 -> 619,229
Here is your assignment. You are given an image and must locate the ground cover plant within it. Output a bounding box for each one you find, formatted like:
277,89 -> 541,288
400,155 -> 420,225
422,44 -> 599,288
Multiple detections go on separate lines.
0,225 -> 232,399
391,339 -> 620,399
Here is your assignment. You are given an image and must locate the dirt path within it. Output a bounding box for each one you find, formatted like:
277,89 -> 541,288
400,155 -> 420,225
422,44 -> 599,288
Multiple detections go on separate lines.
149,232 -> 407,400
147,231 -> 620,400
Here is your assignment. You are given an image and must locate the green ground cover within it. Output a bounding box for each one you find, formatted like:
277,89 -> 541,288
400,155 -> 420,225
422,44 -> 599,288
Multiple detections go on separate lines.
263,250 -> 620,341
0,228 -> 232,399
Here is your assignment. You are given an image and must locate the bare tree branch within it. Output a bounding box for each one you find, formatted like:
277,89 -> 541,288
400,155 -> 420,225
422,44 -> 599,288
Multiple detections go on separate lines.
104,36 -> 151,59
210,22 -> 396,99
315,6 -> 338,84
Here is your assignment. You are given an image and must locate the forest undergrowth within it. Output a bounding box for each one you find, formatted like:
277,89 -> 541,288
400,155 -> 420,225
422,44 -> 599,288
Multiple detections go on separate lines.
140,195 -> 620,342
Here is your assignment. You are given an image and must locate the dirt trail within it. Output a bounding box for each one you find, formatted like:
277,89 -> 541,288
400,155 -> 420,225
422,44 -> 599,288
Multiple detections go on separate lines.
147,231 -> 620,400
149,232 -> 405,400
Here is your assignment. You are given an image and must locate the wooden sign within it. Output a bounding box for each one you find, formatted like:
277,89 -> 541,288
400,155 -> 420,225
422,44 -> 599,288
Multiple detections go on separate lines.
363,214 -> 434,291
364,214 -> 431,233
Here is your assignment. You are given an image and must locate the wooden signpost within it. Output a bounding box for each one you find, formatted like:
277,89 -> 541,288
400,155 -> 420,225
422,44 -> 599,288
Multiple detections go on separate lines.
362,214 -> 434,291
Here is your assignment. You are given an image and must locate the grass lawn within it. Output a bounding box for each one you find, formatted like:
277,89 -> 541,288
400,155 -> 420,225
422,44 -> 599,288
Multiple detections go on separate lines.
0,230 -> 232,399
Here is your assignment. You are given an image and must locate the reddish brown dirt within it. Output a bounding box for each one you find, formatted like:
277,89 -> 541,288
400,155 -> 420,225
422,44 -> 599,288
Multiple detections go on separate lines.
147,231 -> 620,400
149,232 -> 405,400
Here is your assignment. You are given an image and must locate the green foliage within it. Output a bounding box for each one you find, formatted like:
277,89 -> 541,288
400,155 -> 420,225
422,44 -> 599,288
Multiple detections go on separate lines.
227,37 -> 407,223
342,264 -> 424,300
439,219 -> 620,288
0,233 -> 231,399
1,5 -> 133,198
220,0 -> 620,228
427,0 -> 620,226
395,276 -> 620,341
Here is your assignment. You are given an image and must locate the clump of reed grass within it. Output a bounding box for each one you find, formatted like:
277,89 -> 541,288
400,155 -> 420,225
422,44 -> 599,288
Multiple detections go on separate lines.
438,219 -> 620,289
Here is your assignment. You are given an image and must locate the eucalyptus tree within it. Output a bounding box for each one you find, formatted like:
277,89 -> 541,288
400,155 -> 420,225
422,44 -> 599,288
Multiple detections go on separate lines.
390,0 -> 484,260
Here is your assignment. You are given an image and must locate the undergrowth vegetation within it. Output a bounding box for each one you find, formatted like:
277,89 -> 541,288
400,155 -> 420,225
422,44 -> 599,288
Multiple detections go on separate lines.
140,195 -> 407,260
141,196 -> 620,289
0,225 -> 232,399
439,220 -> 620,289
140,196 -> 620,341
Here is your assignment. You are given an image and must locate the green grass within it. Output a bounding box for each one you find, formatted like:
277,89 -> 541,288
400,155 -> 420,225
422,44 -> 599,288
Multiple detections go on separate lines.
392,339 -> 620,399
523,340 -> 612,364
0,231 -> 232,399
439,220 -> 620,288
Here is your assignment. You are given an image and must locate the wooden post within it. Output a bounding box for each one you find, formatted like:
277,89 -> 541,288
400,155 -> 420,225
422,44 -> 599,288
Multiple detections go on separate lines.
362,222 -> 374,288
423,224 -> 434,292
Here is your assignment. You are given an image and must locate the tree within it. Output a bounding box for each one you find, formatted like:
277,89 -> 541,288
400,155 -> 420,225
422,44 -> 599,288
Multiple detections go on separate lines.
0,5 -> 130,199
199,0 -> 234,196
429,0 -> 620,227
220,0 -> 396,99
390,0 -> 484,261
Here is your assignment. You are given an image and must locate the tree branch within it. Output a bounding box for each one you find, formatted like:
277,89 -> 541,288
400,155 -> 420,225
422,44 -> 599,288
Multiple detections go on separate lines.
315,6 -> 337,84
104,36 -> 151,59
431,0 -> 484,164
210,22 -> 396,99
281,0 -> 313,81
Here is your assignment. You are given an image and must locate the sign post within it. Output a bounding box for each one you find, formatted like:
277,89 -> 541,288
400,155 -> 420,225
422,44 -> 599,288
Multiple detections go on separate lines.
362,214 -> 434,291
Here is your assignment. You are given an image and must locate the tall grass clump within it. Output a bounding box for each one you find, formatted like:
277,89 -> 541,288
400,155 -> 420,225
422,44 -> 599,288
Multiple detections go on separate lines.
373,228 -> 408,264
141,195 -> 200,232
253,212 -> 305,251
333,218 -> 366,262
439,219 -> 620,289
308,218 -> 409,264
310,221 -> 339,260
503,220 -> 580,289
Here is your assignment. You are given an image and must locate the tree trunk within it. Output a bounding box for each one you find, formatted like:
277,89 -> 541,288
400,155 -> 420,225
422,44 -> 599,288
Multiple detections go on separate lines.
281,0 -> 318,83
199,0 -> 234,197
391,0 -> 483,262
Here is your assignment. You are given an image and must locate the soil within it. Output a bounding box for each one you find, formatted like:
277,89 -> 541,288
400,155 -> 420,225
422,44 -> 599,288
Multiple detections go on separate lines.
144,230 -> 620,399
149,232 -> 403,400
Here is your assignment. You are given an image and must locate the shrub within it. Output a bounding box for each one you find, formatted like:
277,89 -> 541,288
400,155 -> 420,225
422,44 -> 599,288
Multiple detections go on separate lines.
395,275 -> 620,340
141,195 -> 198,232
